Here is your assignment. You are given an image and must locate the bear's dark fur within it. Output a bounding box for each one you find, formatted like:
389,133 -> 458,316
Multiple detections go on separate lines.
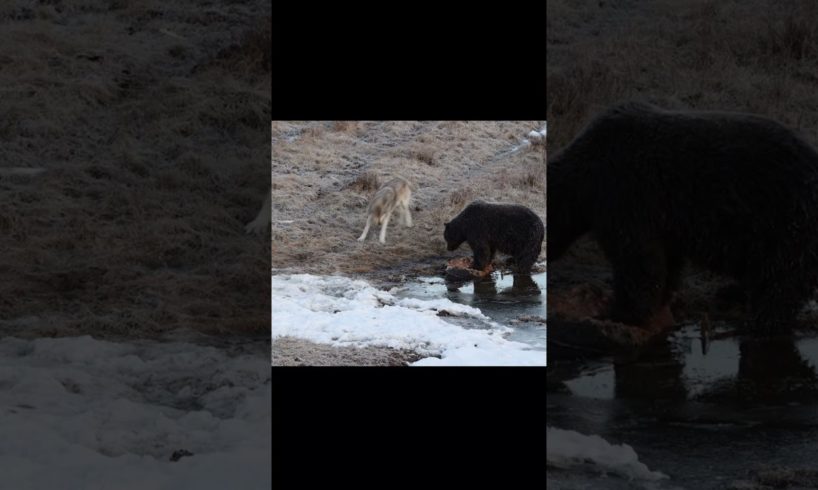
548,102 -> 818,332
444,201 -> 544,274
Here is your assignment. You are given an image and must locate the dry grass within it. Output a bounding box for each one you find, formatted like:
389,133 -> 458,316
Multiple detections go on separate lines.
406,144 -> 436,165
547,0 -> 818,149
346,171 -> 381,192
271,121 -> 545,278
302,126 -> 325,138
448,187 -> 474,207
0,1 -> 271,339
516,162 -> 546,189
332,121 -> 360,133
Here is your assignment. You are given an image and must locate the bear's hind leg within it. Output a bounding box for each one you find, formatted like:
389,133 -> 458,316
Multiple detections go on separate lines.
746,273 -> 811,334
515,239 -> 543,275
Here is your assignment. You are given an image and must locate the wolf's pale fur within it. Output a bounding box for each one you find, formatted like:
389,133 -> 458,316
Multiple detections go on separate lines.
357,176 -> 413,244
245,192 -> 271,235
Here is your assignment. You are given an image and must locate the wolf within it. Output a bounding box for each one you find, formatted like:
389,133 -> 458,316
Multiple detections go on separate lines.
357,176 -> 413,244
245,192 -> 271,235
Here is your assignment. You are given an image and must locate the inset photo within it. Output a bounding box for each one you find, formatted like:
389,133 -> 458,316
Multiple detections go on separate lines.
271,121 -> 546,366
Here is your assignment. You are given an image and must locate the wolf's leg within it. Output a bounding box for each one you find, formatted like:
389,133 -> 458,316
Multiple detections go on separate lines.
403,203 -> 413,227
378,212 -> 392,243
358,215 -> 372,241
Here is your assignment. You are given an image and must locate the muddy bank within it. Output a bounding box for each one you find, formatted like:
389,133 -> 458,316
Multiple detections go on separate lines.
272,337 -> 423,366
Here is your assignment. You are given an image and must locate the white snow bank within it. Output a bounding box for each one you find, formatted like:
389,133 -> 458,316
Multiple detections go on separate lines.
527,130 -> 544,144
0,335 -> 270,489
272,274 -> 545,366
547,427 -> 668,481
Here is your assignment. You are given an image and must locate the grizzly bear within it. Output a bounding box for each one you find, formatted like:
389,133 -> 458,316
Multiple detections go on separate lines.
548,102 -> 818,332
444,201 -> 544,274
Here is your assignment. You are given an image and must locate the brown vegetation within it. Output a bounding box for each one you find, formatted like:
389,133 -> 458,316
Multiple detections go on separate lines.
0,1 -> 271,339
547,0 -> 818,150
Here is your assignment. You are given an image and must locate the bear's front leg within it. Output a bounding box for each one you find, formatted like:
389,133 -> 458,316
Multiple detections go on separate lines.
468,240 -> 493,272
746,275 -> 806,334
605,239 -> 670,329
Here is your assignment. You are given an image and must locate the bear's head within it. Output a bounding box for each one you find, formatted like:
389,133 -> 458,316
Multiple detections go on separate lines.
443,221 -> 464,251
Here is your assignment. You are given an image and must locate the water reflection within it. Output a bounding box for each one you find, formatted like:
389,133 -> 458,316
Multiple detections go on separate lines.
555,324 -> 818,405
446,271 -> 544,297
398,272 -> 546,349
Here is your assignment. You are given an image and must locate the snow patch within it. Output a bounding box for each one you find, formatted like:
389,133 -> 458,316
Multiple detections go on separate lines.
547,427 -> 668,481
272,274 -> 545,366
0,336 -> 270,489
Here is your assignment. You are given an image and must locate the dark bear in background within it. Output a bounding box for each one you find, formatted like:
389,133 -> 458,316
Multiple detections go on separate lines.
548,101 -> 818,332
444,201 -> 544,274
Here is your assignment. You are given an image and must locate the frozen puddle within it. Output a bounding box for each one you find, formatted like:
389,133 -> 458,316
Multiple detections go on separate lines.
0,336 -> 270,489
558,324 -> 818,402
549,323 -> 818,489
272,274 -> 546,366
401,272 -> 546,350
